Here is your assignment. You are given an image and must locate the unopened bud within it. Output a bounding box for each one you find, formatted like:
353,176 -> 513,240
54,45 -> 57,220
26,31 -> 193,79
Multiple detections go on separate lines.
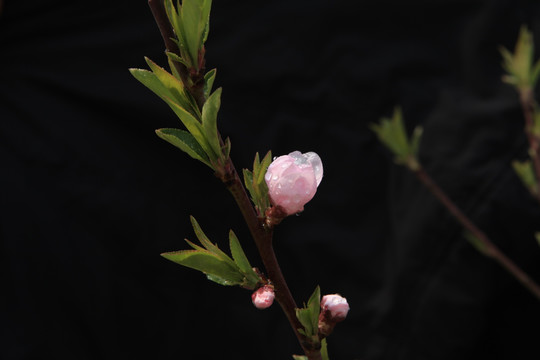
264,151 -> 323,216
318,294 -> 349,337
251,285 -> 275,309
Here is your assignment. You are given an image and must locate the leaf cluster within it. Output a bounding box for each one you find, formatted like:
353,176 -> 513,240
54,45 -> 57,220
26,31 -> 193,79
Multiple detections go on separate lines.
164,0 -> 212,71
243,151 -> 272,216
296,286 -> 321,347
130,58 -> 226,169
500,26 -> 540,91
370,108 -> 423,170
161,216 -> 261,289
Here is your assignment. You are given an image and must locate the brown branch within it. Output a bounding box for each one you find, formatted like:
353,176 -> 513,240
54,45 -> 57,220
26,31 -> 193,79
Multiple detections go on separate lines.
414,168 -> 540,301
222,161 -> 322,360
519,88 -> 540,201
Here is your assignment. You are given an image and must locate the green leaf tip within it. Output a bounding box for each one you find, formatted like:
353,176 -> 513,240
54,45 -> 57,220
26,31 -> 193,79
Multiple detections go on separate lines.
155,128 -> 213,168
371,107 -> 422,170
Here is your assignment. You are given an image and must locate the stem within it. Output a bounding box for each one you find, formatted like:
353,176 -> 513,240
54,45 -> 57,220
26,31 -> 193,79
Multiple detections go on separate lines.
223,161 -> 322,360
519,88 -> 540,198
414,168 -> 540,301
147,2 -> 322,357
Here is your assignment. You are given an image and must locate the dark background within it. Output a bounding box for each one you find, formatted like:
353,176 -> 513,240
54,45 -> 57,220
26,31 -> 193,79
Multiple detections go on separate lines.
1,0 -> 540,359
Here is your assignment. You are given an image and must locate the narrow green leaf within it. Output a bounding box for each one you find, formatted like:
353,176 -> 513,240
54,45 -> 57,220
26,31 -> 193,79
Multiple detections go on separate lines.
189,216 -> 236,267
161,250 -> 244,284
201,87 -> 223,157
155,128 -> 212,168
229,230 -> 253,274
243,169 -> 255,200
181,0 -> 205,69
204,68 -> 217,99
129,68 -> 174,104
512,159 -> 538,195
165,98 -> 215,159
296,307 -> 314,337
200,0 -> 212,44
464,232 -> 492,257
184,238 -> 205,251
252,152 -> 261,181
206,273 -> 238,286
166,51 -> 189,67
257,150 -> 273,185
223,136 -> 231,159
292,356 -> 308,360
144,57 -> 196,115
321,338 -> 329,360
306,286 -> 321,336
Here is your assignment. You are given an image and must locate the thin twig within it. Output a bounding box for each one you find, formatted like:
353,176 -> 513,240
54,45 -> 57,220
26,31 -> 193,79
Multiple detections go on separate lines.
519,88 -> 540,202
414,168 -> 540,300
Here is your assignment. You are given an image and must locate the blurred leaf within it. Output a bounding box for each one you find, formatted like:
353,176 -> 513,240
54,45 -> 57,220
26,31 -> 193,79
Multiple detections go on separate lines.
155,128 -> 212,168
535,232 -> 540,247
371,107 -> 421,170
500,26 -> 539,90
201,88 -> 223,158
161,250 -> 244,284
292,356 -> 308,360
512,159 -> 538,196
464,232 -> 492,257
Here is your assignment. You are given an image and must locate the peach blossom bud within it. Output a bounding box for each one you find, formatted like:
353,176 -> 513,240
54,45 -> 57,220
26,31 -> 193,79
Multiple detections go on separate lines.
264,151 -> 323,215
252,285 -> 275,309
318,294 -> 349,337
321,294 -> 349,321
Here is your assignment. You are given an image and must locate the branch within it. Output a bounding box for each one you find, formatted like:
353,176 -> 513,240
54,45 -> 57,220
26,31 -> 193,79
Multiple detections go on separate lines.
519,88 -> 540,201
414,168 -> 540,301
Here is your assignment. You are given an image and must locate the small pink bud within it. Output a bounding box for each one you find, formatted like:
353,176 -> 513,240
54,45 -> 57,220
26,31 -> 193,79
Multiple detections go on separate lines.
251,285 -> 275,309
321,294 -> 349,321
318,294 -> 349,337
264,151 -> 323,215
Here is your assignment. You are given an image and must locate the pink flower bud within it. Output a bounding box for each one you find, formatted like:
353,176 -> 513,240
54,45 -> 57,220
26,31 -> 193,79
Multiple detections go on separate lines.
264,151 -> 323,215
321,294 -> 349,321
251,285 -> 275,309
318,294 -> 349,337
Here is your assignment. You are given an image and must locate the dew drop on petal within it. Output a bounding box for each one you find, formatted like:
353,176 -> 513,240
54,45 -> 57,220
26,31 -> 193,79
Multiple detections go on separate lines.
304,152 -> 323,186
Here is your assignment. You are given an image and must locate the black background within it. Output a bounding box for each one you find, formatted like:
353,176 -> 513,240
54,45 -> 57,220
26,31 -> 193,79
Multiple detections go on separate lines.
1,1 -> 540,359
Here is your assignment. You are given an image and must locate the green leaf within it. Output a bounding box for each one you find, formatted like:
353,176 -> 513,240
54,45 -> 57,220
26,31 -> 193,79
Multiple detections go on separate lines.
464,232 -> 492,257
165,0 -> 193,67
161,250 -> 244,284
296,286 -> 321,340
181,0 -> 211,70
292,356 -> 308,360
321,338 -> 329,360
512,159 -> 538,196
204,68 -> 217,100
166,51 -> 189,68
258,151 -> 273,185
371,107 -> 421,170
229,230 -> 253,274
201,87 -> 223,158
243,169 -> 255,200
500,26 -> 537,91
144,57 -> 197,115
165,98 -> 215,159
189,216 -> 236,268
155,128 -> 212,168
